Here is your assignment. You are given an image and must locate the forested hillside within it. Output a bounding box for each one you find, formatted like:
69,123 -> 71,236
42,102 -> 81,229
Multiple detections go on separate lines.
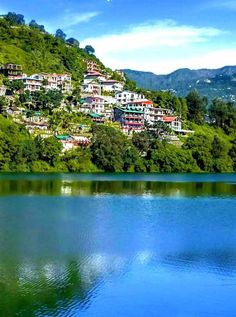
0,13 -> 106,83
123,67 -> 236,101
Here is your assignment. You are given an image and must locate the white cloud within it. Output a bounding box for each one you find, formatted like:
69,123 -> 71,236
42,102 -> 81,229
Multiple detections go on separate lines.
61,11 -> 100,28
44,11 -> 100,33
81,20 -> 228,74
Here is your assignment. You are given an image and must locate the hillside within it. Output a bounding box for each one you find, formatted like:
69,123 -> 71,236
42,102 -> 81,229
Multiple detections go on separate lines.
0,16 -> 106,83
123,66 -> 236,101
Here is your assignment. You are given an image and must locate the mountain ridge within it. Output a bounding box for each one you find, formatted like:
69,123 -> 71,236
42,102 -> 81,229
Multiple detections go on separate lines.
122,66 -> 236,101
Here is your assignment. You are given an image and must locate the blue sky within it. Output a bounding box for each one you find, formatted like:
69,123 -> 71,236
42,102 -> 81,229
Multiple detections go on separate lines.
1,0 -> 236,74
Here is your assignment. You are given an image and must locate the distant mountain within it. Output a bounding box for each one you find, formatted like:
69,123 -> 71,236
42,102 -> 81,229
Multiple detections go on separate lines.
122,66 -> 236,101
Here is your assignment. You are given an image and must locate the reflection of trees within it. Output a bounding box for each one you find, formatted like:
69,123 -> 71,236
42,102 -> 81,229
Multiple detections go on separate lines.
0,178 -> 235,197
0,259 -> 93,316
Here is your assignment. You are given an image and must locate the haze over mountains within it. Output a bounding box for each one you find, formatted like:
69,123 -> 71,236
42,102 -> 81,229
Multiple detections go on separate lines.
122,66 -> 236,101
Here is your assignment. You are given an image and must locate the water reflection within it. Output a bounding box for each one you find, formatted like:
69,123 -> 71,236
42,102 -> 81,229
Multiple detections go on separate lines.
0,174 -> 236,316
0,173 -> 235,197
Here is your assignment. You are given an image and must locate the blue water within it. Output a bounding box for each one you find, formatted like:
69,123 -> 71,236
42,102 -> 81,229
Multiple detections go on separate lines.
0,174 -> 235,316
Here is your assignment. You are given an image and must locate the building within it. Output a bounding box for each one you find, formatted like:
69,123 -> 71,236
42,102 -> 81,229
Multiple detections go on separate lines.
11,76 -> 42,92
0,86 -> 6,96
145,107 -> 171,125
84,96 -> 105,114
32,73 -> 72,93
101,80 -> 124,93
86,60 -> 100,72
0,64 -> 23,78
163,116 -> 182,132
115,91 -> 146,104
114,105 -> 145,134
81,82 -> 101,96
83,71 -> 106,85
89,113 -> 105,124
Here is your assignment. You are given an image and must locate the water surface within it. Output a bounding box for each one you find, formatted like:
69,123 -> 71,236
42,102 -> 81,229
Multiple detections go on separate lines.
0,173 -> 235,317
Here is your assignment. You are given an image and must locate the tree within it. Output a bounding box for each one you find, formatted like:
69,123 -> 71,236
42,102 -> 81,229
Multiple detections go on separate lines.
10,80 -> 25,93
5,12 -> 25,25
186,90 -> 207,124
0,97 -> 8,115
29,20 -> 45,32
55,29 -> 66,40
84,45 -> 95,55
66,38 -> 80,48
36,136 -> 62,167
209,98 -> 236,132
145,121 -> 172,138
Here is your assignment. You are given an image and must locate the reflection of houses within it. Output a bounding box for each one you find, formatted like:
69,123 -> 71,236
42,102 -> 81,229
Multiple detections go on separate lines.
0,63 -> 23,78
114,105 -> 145,134
55,134 -> 90,151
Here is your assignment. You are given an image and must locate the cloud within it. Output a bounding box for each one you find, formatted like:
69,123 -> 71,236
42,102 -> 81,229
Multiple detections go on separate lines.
61,11 -> 100,28
81,20 -> 226,74
44,11 -> 100,33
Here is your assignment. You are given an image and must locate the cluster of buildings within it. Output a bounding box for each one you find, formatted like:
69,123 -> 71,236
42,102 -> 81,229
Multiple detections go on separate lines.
0,63 -> 72,93
1,61 -> 188,143
80,61 -> 183,134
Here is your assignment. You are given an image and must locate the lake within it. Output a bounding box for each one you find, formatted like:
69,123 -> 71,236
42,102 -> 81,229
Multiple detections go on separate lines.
0,173 -> 236,317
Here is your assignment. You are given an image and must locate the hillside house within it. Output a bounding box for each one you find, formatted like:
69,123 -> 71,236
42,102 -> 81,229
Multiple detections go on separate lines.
0,64 -> 23,78
115,91 -> 146,104
114,105 -> 145,134
101,80 -> 124,93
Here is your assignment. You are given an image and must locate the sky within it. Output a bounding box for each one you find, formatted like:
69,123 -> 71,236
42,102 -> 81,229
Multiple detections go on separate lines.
1,0 -> 236,74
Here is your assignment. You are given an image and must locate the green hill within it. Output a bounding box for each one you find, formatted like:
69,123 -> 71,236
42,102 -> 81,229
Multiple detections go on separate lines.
0,15 -> 105,83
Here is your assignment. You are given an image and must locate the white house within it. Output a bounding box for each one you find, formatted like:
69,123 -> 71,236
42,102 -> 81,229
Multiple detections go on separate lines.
101,80 -> 124,93
115,90 -> 146,104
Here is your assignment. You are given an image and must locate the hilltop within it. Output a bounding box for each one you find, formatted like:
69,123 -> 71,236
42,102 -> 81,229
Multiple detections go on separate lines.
0,13 -> 110,84
123,66 -> 236,101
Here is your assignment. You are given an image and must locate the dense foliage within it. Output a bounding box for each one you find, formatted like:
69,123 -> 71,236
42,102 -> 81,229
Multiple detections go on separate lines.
0,113 -> 235,173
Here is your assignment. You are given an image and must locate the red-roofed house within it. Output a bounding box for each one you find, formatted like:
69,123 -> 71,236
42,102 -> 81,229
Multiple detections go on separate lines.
163,116 -> 182,131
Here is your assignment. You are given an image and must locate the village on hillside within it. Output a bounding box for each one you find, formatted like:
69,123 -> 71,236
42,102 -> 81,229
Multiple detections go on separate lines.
0,61 -> 194,151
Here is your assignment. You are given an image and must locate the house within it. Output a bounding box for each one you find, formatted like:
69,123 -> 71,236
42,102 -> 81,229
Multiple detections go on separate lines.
81,82 -> 102,96
32,73 -> 72,93
89,113 -> 105,124
86,60 -> 100,73
85,96 -> 105,114
83,71 -> 106,84
0,63 -> 23,78
101,80 -> 124,93
163,116 -> 182,132
145,107 -> 171,125
115,91 -> 146,104
15,77 -> 42,92
114,105 -> 145,134
0,86 -> 6,96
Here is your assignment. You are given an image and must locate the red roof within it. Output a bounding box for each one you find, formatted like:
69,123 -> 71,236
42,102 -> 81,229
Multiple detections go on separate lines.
126,100 -> 153,105
163,116 -> 177,123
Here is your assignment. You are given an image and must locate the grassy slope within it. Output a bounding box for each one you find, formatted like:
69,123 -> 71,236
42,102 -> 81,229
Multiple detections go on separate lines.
0,19 -> 106,83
